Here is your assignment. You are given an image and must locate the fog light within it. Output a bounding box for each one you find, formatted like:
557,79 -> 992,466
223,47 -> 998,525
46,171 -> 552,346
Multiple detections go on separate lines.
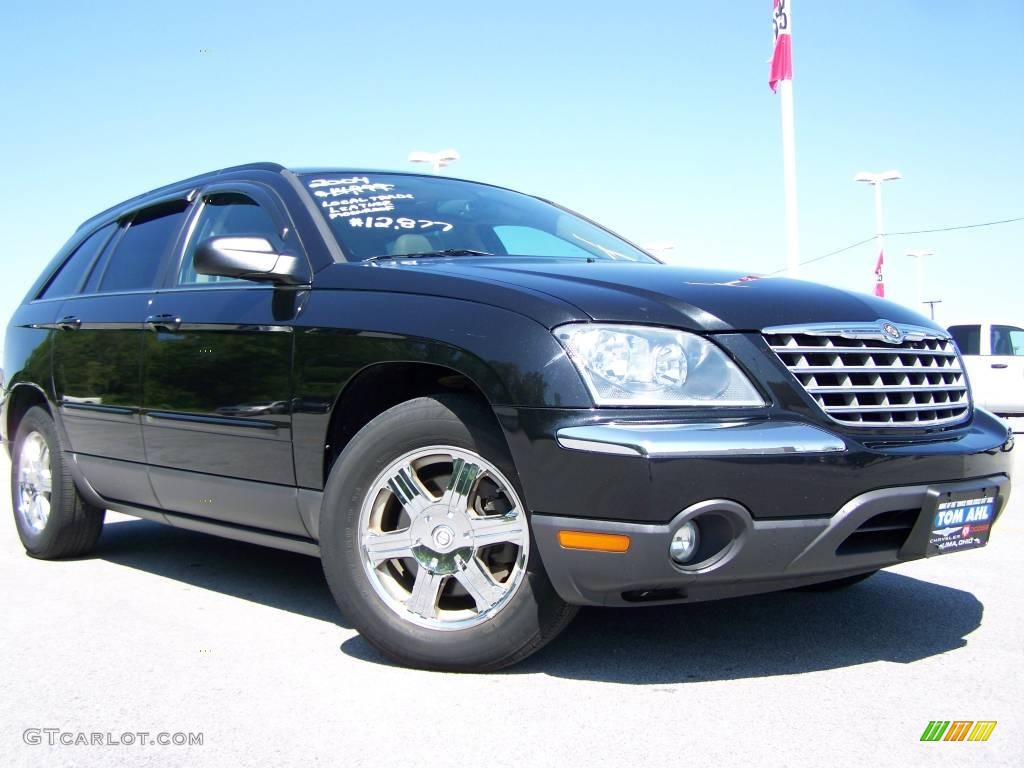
669,521 -> 700,564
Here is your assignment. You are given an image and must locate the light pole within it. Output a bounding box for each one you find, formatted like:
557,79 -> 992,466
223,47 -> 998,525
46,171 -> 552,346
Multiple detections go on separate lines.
408,149 -> 460,174
854,170 -> 902,294
906,249 -> 933,309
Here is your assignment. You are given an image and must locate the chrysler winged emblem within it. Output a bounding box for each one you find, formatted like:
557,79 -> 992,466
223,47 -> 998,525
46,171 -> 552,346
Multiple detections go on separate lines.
880,321 -> 903,344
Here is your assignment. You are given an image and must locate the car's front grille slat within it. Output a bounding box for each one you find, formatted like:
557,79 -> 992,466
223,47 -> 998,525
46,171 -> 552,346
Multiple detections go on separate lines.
826,402 -> 966,413
806,384 -> 967,395
778,346 -> 954,356
764,325 -> 971,428
789,365 -> 960,374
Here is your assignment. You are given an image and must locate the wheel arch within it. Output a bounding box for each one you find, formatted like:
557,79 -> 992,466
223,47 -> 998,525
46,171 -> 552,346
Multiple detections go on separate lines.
4,383 -> 52,448
321,361 -> 512,486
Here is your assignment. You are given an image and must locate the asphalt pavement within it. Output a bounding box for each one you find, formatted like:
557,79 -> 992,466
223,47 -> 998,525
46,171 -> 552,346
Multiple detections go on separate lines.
1,449 -> 1021,768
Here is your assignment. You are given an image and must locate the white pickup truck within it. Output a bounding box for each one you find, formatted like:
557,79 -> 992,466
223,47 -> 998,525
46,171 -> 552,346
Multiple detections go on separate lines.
948,323 -> 1024,421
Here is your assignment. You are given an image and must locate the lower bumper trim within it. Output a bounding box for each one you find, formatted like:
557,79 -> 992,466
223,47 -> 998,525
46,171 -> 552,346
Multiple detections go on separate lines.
532,473 -> 1010,607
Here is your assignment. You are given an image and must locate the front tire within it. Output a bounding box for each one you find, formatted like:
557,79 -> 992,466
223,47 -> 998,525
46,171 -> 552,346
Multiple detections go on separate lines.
320,395 -> 577,671
10,406 -> 105,558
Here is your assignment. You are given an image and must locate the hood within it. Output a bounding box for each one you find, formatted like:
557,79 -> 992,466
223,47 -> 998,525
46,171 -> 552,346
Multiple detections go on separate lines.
317,258 -> 940,333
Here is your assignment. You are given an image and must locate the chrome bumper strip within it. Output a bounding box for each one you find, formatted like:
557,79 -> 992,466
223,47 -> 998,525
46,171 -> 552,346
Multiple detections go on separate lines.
555,421 -> 847,458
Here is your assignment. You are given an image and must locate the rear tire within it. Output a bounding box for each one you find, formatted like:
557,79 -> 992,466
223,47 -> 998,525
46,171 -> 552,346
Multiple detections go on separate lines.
796,570 -> 878,591
10,406 -> 105,559
320,394 -> 577,672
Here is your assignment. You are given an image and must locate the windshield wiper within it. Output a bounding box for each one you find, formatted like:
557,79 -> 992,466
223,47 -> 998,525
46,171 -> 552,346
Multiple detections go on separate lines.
365,249 -> 495,262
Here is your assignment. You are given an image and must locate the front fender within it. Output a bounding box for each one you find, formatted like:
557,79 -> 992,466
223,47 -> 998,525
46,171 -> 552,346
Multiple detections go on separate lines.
293,289 -> 590,409
290,289 -> 593,489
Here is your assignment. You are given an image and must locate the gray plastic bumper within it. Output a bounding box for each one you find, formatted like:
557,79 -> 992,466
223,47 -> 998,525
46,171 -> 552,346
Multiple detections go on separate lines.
532,474 -> 1010,607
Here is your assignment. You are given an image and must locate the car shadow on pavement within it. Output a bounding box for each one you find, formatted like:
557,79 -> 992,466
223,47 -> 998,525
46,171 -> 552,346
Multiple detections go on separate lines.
92,518 -> 983,682
94,517 -> 348,628
343,570 -> 984,682
516,571 -> 982,683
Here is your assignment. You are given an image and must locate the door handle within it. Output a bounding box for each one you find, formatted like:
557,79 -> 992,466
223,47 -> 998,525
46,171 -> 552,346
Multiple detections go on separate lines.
991,363 -> 1008,369
58,315 -> 81,331
145,313 -> 182,332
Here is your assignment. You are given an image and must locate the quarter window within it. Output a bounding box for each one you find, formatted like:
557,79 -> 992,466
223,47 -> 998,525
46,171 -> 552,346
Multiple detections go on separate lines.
99,202 -> 189,293
179,193 -> 283,285
39,223 -> 115,299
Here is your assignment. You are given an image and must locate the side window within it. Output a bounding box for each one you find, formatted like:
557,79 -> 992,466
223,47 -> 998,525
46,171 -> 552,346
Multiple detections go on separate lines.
991,325 -> 1024,357
39,224 -> 115,299
948,325 -> 980,356
493,225 -> 593,258
99,202 -> 188,293
178,193 -> 284,285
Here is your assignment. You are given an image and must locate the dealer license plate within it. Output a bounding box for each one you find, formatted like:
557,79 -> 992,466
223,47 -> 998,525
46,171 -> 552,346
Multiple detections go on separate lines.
926,494 -> 995,556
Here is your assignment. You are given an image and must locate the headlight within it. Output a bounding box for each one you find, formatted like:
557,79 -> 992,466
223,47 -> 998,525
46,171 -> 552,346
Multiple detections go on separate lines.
555,324 -> 765,406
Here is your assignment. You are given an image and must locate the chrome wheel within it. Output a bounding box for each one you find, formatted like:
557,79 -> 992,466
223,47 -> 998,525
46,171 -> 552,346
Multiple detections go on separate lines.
16,431 -> 52,535
359,446 -> 529,631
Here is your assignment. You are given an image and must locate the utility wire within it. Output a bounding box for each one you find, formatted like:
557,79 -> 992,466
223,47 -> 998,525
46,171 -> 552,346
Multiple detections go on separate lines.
767,214 -> 1024,275
886,215 -> 1024,236
765,237 -> 875,275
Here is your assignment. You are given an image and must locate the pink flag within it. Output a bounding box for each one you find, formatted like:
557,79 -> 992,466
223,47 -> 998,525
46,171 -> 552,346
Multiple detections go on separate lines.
770,0 -> 793,92
874,251 -> 885,297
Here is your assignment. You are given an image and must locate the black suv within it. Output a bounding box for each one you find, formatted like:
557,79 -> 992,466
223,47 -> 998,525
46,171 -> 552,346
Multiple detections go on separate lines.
3,163 -> 1013,671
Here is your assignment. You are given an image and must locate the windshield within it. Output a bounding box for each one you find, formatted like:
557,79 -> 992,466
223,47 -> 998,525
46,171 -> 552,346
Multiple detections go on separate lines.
299,172 -> 656,263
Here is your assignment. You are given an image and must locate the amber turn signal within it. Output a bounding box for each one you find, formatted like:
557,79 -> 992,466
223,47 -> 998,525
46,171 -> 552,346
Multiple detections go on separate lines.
557,530 -> 631,553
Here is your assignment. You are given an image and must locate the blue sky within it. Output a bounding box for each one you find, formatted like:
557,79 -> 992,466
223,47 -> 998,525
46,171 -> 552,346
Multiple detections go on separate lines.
1,1 -> 1021,332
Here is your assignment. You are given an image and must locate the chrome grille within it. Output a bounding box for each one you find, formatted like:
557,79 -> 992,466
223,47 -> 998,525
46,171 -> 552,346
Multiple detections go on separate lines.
764,323 -> 971,428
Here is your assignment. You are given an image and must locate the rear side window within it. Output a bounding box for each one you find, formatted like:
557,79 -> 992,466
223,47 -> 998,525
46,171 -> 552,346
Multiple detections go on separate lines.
39,224 -> 115,299
98,201 -> 188,293
948,325 -> 980,356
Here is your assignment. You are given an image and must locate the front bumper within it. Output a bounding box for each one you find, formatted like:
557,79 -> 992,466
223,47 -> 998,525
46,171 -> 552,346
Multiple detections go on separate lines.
498,408 -> 1014,607
533,474 -> 1009,606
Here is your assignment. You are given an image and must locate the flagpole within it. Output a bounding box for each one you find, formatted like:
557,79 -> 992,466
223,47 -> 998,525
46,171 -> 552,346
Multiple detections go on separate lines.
771,0 -> 799,277
854,170 -> 902,296
779,78 -> 800,277
874,180 -> 885,272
